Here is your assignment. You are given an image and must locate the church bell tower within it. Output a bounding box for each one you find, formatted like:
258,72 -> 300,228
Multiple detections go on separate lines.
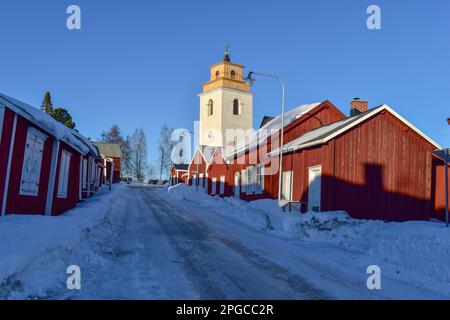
199,47 -> 254,147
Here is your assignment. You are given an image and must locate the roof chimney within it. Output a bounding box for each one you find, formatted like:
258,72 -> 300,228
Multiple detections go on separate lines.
350,98 -> 368,116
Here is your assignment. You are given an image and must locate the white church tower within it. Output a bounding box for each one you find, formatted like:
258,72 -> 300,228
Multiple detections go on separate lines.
199,47 -> 254,147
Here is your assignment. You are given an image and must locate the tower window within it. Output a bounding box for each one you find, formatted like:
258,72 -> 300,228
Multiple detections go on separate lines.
230,70 -> 236,79
233,99 -> 240,115
207,99 -> 214,116
215,70 -> 220,79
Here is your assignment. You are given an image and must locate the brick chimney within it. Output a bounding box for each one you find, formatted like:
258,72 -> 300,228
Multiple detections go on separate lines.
350,98 -> 368,116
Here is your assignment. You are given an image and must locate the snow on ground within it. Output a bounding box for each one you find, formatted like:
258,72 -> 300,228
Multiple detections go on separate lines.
0,185 -> 128,299
167,184 -> 450,293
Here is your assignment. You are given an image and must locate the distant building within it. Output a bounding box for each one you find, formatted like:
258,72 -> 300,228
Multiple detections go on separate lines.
94,143 -> 122,183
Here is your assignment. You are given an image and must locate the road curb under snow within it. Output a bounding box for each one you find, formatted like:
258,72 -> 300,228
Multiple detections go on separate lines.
167,184 -> 450,289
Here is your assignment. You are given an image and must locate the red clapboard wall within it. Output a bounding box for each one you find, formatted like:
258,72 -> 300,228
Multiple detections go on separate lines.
282,110 -> 437,221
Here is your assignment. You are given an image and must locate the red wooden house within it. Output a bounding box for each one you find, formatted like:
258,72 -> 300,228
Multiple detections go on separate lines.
187,145 -> 215,190
0,93 -> 101,216
268,101 -> 443,221
206,148 -> 230,197
202,98 -> 447,222
170,164 -> 189,186
219,100 -> 346,201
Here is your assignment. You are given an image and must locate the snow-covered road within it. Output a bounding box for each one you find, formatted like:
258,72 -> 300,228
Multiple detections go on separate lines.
2,185 -> 448,299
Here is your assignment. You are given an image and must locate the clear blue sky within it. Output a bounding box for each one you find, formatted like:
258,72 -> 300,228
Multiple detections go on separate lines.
1,0 -> 449,163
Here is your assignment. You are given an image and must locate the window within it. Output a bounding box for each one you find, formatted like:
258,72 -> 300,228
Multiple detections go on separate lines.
82,159 -> 88,189
57,150 -> 72,198
219,176 -> 225,195
233,99 -> 240,116
211,177 -> 217,195
241,169 -> 247,194
230,70 -> 236,79
215,70 -> 220,79
246,166 -> 256,195
207,99 -> 214,116
20,127 -> 46,196
255,165 -> 264,194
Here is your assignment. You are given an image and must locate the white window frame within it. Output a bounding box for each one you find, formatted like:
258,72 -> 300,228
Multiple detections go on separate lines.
211,177 -> 217,195
19,127 -> 47,196
219,176 -> 225,195
82,158 -> 88,189
247,166 -> 256,195
57,150 -> 72,198
255,164 -> 265,194
241,169 -> 247,194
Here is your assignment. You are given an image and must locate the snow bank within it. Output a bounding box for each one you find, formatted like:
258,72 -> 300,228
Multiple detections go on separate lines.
167,184 -> 450,285
0,185 -> 125,296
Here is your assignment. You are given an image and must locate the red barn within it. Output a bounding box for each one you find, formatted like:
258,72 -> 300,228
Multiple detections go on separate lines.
170,164 -> 189,186
268,102 -> 443,221
0,93 -> 100,216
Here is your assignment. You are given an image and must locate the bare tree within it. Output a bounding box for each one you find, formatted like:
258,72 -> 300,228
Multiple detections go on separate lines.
158,125 -> 175,180
130,128 -> 149,183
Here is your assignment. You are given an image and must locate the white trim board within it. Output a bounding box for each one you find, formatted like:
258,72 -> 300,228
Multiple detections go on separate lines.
1,114 -> 17,216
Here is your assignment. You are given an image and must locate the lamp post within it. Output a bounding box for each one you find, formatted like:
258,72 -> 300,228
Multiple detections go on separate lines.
246,71 -> 286,204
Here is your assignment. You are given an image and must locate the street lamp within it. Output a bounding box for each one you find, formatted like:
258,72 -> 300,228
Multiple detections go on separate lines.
246,71 -> 286,205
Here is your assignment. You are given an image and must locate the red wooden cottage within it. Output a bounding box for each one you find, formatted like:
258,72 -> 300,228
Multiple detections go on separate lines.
0,93 -> 100,216
218,100 -> 346,201
268,101 -> 443,221
169,164 -> 189,186
206,148 -> 230,197
187,145 -> 215,190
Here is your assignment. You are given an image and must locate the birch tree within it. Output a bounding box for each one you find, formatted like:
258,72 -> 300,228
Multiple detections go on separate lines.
158,125 -> 175,180
130,128 -> 149,183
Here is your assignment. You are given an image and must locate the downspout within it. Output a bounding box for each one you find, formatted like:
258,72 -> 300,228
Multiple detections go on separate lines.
45,140 -> 60,216
2,113 -> 17,216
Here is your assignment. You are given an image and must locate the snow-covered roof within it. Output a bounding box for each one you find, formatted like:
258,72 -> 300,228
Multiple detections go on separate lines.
225,102 -> 322,159
269,104 -> 442,156
0,93 -> 93,155
199,145 -> 216,163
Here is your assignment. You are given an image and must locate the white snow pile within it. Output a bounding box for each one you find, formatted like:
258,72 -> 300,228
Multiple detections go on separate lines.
0,185 -> 125,299
167,184 -> 450,284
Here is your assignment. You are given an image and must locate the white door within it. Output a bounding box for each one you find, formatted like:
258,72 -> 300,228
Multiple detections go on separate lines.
308,166 -> 322,212
281,171 -> 293,202
234,173 -> 240,198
